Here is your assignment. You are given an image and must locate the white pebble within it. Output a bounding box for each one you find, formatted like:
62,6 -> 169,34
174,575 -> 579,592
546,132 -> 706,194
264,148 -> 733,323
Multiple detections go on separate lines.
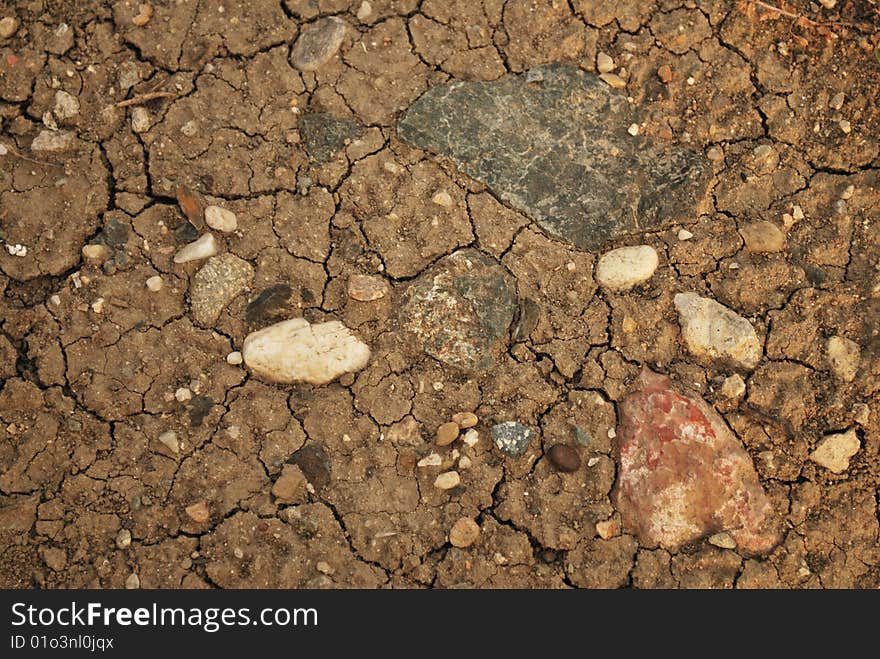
595,245 -> 659,291
226,351 -> 243,365
116,529 -> 132,549
597,52 -> 615,73
677,228 -> 694,241
607,428 -> 616,439
5,243 -> 27,257
627,123 -> 640,136
175,387 -> 192,402
131,107 -> 151,133
587,457 -> 601,467
462,429 -> 479,447
173,233 -> 218,264
839,119 -> 851,134
417,453 -> 442,468
91,298 -> 105,313
792,205 -> 805,220
146,275 -> 163,292
357,1 -> 373,20
204,205 -> 238,232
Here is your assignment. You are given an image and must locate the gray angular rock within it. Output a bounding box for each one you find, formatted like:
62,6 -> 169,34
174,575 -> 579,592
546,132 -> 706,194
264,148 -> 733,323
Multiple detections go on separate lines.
190,254 -> 254,327
399,249 -> 515,371
290,17 -> 346,71
299,112 -> 362,163
398,63 -> 710,251
491,422 -> 535,457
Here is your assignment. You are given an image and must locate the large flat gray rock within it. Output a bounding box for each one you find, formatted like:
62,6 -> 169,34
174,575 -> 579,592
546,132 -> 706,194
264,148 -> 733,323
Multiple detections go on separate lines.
398,63 -> 710,251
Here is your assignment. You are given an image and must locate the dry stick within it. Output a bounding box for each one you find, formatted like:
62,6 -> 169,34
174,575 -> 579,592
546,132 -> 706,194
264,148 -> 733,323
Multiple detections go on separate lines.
2,145 -> 64,168
749,0 -> 876,32
115,91 -> 176,108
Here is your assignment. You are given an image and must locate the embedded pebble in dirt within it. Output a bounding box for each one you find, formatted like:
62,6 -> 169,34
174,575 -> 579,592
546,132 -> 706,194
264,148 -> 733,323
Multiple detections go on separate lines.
242,318 -> 370,385
547,445 -> 581,472
398,63 -> 710,250
174,233 -> 218,264
0,16 -> 20,38
204,206 -> 238,233
810,428 -> 860,474
740,221 -> 785,253
615,368 -> 781,554
31,130 -> 74,152
400,249 -> 515,371
347,274 -> 389,302
189,254 -> 254,327
436,422 -> 459,447
491,422 -> 535,458
290,17 -> 346,71
595,245 -> 659,291
299,112 -> 362,163
826,336 -> 860,382
673,293 -> 762,370
449,518 -> 481,548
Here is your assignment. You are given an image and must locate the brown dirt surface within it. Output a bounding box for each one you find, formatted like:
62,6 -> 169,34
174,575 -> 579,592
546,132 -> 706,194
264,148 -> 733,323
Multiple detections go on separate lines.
1,0 -> 878,589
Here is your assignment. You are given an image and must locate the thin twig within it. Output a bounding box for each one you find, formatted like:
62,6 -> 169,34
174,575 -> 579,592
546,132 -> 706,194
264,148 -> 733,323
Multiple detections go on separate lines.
115,91 -> 176,108
1,144 -> 64,168
752,0 -> 801,20
749,0 -> 877,32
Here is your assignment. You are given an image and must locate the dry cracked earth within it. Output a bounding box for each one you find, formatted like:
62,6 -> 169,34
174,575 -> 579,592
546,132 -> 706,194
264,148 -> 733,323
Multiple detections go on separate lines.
0,0 -> 879,590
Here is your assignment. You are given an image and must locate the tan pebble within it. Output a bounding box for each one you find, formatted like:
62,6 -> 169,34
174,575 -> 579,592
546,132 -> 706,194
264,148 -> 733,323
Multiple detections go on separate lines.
347,274 -> 389,301
0,16 -> 20,39
82,244 -> 110,261
657,64 -> 674,83
157,430 -> 179,454
417,453 -> 442,468
599,72 -> 626,89
708,532 -> 736,549
458,455 -> 472,469
677,228 -> 694,241
627,123 -> 640,136
146,275 -> 163,292
125,573 -> 140,589
116,529 -> 132,549
226,351 -> 243,365
185,501 -> 210,523
462,429 -> 479,446
91,298 -> 105,314
204,205 -> 237,232
852,403 -> 870,426
174,387 -> 192,402
452,412 -> 478,429
434,470 -> 460,490
740,221 -> 785,253
357,1 -> 373,21
720,374 -> 746,399
595,519 -> 617,540
449,517 -> 480,547
436,421 -> 459,446
431,190 -> 453,207
596,52 -> 614,73
132,3 -> 153,26
792,205 -> 805,220
316,561 -> 333,574
233,547 -> 244,559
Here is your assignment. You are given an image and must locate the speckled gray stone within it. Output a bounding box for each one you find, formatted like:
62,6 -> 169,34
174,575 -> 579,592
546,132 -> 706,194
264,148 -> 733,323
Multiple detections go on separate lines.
491,421 -> 535,457
398,63 -> 710,251
190,254 -> 254,327
299,112 -> 362,163
400,249 -> 515,371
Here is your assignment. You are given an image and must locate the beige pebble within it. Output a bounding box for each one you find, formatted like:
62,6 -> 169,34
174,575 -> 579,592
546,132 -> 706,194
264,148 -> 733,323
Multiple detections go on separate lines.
600,72 -> 626,89
595,519 -> 618,540
132,3 -> 153,26
627,123 -> 640,136
316,561 -> 333,575
185,501 -> 210,523
226,351 -> 243,365
434,470 -> 460,490
597,52 -> 614,73
431,190 -> 453,207
82,244 -> 110,261
720,374 -> 746,399
740,221 -> 785,253
125,573 -> 140,589
436,421 -> 460,446
131,106 -> 151,133
708,532 -> 737,549
174,387 -> 192,402
458,455 -> 472,469
810,428 -> 860,473
116,529 -> 132,549
204,205 -> 237,232
146,275 -> 163,292
452,412 -> 478,429
347,274 -> 389,301
357,1 -> 373,21
91,298 -> 105,314
462,429 -> 479,447
417,453 -> 442,468
0,16 -> 20,39
158,430 -> 179,454
449,517 -> 480,547
677,228 -> 694,241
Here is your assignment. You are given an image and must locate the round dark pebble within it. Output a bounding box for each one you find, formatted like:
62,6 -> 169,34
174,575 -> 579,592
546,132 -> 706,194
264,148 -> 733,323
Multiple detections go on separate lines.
547,444 -> 581,472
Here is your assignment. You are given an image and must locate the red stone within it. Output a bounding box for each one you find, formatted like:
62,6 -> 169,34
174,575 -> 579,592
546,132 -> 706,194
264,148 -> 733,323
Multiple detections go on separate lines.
614,367 -> 780,555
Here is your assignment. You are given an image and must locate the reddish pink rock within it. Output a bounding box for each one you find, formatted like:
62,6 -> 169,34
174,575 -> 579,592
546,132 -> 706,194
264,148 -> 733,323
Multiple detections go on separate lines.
614,367 -> 780,555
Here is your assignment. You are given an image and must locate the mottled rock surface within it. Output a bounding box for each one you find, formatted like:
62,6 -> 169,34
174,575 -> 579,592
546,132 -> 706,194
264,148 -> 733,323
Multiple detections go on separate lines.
290,17 -> 346,71
615,368 -> 780,555
673,293 -> 762,370
190,254 -> 253,327
398,63 -> 710,250
400,249 -> 515,371
491,421 -> 535,457
299,112 -> 362,163
242,318 -> 370,385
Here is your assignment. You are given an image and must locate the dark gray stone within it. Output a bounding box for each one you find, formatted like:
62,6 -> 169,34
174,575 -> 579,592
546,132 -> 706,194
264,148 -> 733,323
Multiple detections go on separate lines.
400,249 -> 515,371
398,63 -> 710,251
491,422 -> 535,457
299,112 -> 362,163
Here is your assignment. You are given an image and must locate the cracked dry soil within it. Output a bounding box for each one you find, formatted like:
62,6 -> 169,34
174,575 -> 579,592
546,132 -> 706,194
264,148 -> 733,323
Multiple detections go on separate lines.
1,0 -> 879,589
